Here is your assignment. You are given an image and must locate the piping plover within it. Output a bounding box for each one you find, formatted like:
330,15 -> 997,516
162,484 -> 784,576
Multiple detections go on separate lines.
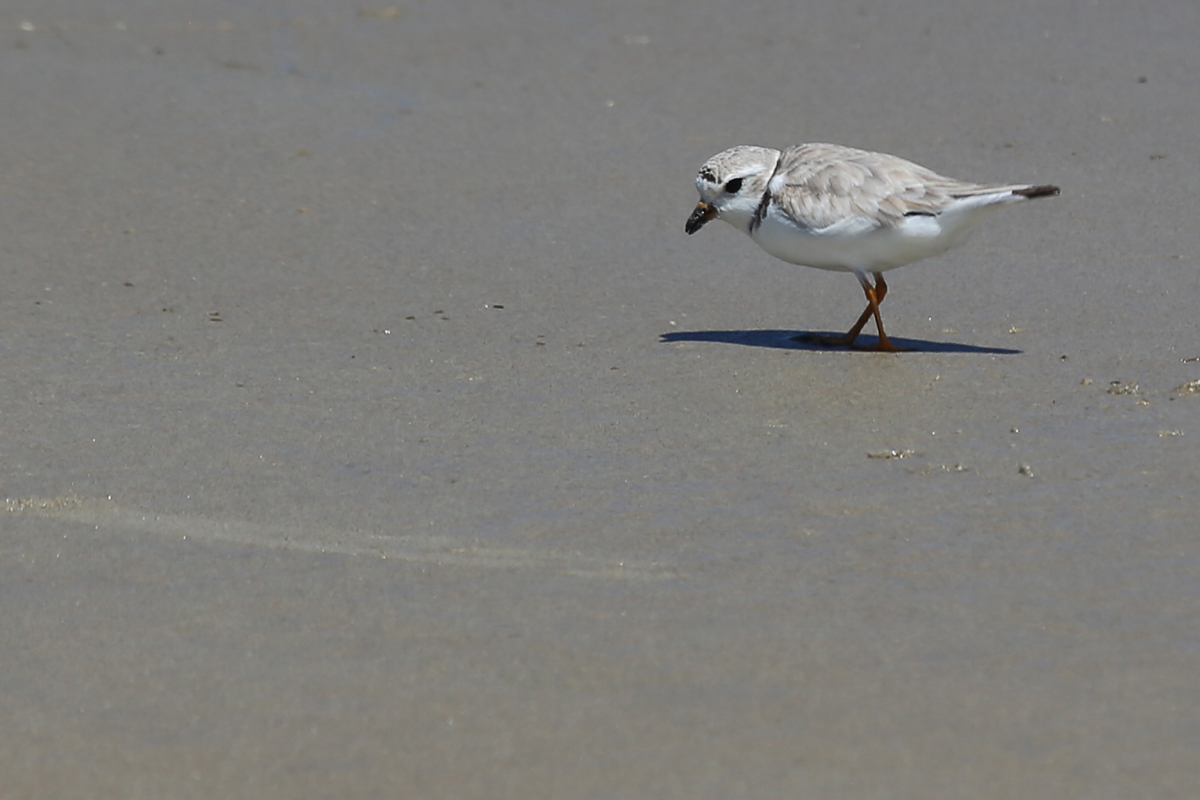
686,143 -> 1059,351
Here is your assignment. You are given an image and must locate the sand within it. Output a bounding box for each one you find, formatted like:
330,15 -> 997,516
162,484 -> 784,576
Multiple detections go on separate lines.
3,1 -> 1199,797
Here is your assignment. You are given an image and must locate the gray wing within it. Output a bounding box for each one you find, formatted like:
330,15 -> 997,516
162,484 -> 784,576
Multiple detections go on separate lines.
768,143 -> 994,230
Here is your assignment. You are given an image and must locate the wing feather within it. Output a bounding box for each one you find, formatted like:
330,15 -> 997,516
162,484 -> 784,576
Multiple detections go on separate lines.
768,144 -> 990,231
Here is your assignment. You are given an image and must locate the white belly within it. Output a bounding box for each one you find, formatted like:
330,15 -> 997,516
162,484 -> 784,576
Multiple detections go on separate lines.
751,207 -> 984,272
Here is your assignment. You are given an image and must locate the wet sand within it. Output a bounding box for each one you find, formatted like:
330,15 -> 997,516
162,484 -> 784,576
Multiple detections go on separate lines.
3,1 -> 1199,797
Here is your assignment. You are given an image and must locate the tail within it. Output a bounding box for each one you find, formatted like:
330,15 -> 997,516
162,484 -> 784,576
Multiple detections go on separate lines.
1011,185 -> 1060,199
946,183 -> 1060,213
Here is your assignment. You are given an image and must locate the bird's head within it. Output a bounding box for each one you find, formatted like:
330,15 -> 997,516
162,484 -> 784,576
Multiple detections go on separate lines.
686,146 -> 779,235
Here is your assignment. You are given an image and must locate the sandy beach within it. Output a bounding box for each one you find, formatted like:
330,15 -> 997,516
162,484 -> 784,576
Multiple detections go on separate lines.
3,1 -> 1199,797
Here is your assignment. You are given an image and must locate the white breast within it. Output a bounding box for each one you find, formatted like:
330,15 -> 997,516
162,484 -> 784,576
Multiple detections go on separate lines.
753,205 -> 982,272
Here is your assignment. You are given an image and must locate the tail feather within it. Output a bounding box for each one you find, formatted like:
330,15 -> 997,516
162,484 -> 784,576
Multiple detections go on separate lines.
943,183 -> 1060,214
1012,184 -> 1060,199
952,183 -> 1061,200
940,183 -> 1065,215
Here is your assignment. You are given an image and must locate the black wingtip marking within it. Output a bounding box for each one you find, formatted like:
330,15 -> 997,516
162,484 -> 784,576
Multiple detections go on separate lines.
1013,184 -> 1060,199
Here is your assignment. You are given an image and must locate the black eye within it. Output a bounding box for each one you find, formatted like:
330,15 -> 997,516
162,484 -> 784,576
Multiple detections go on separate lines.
723,177 -> 743,193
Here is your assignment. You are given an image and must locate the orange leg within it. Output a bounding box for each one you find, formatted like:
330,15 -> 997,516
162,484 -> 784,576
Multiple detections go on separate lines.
814,272 -> 904,352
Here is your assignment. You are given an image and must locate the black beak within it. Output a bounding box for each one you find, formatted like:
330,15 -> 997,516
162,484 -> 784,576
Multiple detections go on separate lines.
685,201 -> 716,235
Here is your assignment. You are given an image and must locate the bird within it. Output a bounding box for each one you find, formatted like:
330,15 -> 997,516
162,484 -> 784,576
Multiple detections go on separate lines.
685,143 -> 1059,351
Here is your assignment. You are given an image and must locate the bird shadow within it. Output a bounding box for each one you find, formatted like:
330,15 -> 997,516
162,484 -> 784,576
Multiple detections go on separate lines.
660,329 -> 1021,355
